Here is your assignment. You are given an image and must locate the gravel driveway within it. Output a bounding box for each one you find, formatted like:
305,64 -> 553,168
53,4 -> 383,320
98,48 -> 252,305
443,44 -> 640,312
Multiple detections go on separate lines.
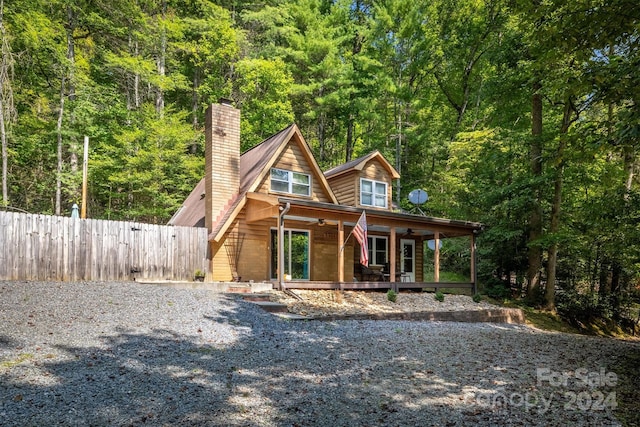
1,281 -> 638,426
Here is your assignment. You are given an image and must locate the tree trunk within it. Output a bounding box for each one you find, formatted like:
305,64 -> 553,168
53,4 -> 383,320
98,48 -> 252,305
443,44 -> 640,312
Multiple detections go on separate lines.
55,5 -> 78,216
544,161 -> 563,311
66,6 -> 78,188
190,68 -> 200,153
55,77 -> 65,216
395,101 -> 403,206
527,80 -> 543,300
155,0 -> 167,116
0,95 -> 6,206
346,113 -> 354,162
126,34 -> 141,110
623,145 -> 635,197
544,99 -> 574,311
1,0 -> 14,207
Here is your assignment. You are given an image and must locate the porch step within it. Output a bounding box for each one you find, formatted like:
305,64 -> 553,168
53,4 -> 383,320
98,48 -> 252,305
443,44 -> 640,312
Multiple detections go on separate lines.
249,301 -> 290,314
240,294 -> 272,302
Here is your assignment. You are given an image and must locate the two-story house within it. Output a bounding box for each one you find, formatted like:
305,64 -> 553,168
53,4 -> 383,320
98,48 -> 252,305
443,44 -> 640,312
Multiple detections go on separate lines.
169,100 -> 482,292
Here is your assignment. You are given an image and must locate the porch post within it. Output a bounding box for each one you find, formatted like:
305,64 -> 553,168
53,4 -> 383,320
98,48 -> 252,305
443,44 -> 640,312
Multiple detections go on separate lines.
434,232 -> 440,283
338,220 -> 344,286
470,232 -> 477,294
278,203 -> 290,290
389,227 -> 397,290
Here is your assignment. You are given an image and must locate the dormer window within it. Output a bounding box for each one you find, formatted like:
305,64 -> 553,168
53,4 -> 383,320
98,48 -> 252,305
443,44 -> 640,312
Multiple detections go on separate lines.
360,178 -> 387,208
270,168 -> 311,196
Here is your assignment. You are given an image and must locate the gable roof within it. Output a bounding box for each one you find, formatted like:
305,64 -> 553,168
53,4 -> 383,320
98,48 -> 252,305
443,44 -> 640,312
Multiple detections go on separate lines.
324,150 -> 401,180
168,124 -> 338,241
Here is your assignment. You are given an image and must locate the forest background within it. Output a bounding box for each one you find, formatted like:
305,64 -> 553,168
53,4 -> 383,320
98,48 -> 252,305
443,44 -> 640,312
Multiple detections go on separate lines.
0,0 -> 638,326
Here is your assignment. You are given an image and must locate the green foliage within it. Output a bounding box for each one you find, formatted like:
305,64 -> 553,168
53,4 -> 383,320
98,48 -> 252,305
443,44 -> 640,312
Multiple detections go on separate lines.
434,291 -> 445,302
481,278 -> 511,300
90,104 -> 201,221
2,0 -> 639,326
472,293 -> 482,303
386,289 -> 397,303
234,58 -> 295,150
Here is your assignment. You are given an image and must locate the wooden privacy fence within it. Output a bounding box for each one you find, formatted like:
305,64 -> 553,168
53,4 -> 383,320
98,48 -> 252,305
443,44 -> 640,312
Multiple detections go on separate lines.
0,211 -> 209,282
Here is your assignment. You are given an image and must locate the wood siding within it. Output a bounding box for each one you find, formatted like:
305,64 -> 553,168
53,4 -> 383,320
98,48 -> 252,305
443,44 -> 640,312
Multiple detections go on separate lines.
326,158 -> 395,210
211,216 -> 275,282
256,144 -> 333,203
212,214 -> 356,283
328,173 -> 357,206
0,211 -> 208,282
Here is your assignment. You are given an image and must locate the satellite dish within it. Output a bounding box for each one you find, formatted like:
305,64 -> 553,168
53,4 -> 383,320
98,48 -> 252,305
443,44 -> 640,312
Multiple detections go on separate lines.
408,189 -> 428,205
408,189 -> 428,215
427,239 -> 442,250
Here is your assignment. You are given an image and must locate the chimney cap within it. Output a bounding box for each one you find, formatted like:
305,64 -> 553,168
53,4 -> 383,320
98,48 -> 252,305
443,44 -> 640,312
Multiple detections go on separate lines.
218,97 -> 234,106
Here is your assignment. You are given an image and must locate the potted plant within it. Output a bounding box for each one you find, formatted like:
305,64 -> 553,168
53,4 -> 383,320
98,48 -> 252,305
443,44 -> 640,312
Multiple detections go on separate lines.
194,269 -> 205,282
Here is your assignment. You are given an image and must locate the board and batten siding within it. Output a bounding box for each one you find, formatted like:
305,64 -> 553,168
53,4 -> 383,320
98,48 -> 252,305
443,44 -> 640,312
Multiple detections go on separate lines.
0,211 -> 208,282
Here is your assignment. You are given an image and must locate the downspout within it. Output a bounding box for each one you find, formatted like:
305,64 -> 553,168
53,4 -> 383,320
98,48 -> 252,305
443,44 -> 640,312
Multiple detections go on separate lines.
278,202 -> 290,290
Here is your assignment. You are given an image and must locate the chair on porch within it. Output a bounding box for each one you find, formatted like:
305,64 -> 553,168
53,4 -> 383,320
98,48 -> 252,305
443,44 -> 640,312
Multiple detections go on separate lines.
381,263 -> 402,282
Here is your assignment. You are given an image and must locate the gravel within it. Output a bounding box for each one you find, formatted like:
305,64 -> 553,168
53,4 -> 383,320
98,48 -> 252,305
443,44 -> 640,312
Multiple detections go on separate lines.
1,281 -> 637,426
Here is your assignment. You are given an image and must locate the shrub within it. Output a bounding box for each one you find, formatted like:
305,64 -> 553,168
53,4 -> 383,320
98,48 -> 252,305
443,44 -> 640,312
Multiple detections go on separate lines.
434,291 -> 445,302
472,293 -> 482,303
483,278 -> 511,299
387,289 -> 397,303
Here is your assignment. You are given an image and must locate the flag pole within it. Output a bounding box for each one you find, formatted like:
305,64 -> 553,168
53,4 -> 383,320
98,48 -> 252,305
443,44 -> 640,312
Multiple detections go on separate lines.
345,210 -> 369,267
339,210 -> 365,252
340,227 -> 355,253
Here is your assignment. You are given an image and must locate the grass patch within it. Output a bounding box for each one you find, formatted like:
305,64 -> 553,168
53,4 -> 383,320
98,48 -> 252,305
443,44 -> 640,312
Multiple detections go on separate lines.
521,308 -> 583,334
485,297 -> 639,338
423,271 -> 469,282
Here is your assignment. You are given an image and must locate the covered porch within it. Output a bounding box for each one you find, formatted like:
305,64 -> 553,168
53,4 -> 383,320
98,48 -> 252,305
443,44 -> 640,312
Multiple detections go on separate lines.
275,280 -> 478,294
245,194 -> 483,293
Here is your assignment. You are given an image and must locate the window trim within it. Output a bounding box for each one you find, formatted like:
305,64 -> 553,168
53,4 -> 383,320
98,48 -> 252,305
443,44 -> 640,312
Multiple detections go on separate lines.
270,168 -> 311,197
270,228 -> 310,280
360,178 -> 388,208
367,235 -> 388,266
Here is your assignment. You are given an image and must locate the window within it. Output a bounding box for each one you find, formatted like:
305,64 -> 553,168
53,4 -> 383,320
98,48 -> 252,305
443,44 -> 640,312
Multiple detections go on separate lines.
367,236 -> 388,266
360,179 -> 387,208
270,229 -> 310,280
270,168 -> 311,196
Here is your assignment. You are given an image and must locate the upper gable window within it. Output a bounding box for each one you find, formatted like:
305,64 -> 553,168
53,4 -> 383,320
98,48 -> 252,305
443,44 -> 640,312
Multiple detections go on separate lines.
360,178 -> 387,208
270,168 -> 311,196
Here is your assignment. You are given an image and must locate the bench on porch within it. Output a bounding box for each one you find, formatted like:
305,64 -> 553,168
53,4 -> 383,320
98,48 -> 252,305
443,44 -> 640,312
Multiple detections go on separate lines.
355,264 -> 385,282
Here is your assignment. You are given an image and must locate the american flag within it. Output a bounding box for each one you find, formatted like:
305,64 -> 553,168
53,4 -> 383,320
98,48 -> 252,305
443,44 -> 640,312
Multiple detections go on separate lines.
353,211 -> 368,267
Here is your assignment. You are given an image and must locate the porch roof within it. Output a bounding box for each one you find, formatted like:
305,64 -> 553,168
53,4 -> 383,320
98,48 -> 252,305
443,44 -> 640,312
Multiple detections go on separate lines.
249,195 -> 483,238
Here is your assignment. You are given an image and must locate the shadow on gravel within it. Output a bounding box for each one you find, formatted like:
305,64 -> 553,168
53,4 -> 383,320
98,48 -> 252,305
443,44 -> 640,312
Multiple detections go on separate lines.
1,297 -> 638,426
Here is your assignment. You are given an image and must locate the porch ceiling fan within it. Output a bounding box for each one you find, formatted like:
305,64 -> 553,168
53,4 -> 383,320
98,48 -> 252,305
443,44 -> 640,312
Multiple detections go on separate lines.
306,218 -> 338,226
402,228 -> 414,237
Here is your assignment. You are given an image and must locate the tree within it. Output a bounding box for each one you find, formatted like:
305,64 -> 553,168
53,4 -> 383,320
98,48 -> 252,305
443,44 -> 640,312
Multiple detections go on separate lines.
0,0 -> 15,207
233,58 -> 295,150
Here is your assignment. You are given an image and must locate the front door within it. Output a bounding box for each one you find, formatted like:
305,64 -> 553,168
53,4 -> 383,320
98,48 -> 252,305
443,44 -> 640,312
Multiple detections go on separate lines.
401,239 -> 416,282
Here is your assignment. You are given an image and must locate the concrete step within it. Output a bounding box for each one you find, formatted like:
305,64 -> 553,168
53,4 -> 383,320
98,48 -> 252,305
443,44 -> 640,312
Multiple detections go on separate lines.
241,294 -> 273,302
249,301 -> 289,313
